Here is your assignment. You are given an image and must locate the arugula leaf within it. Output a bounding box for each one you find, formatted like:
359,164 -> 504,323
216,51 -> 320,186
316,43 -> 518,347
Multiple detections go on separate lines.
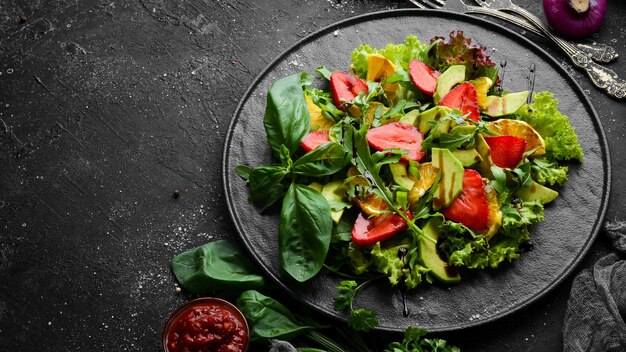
280,183 -> 333,282
264,72 -> 313,156
292,142 -> 349,177
316,65 -> 334,80
237,290 -> 315,341
171,240 -> 265,294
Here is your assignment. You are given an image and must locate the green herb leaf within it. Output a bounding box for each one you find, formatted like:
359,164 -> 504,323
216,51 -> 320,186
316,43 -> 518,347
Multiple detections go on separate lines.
292,142 -> 349,177
235,165 -> 253,181
171,240 -> 265,294
334,280 -> 357,311
280,183 -> 333,282
264,72 -> 313,156
348,308 -> 379,332
236,290 -> 315,341
316,66 -> 334,80
247,165 -> 289,211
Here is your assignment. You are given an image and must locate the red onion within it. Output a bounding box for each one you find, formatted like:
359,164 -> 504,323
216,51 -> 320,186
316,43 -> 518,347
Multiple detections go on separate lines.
543,0 -> 607,38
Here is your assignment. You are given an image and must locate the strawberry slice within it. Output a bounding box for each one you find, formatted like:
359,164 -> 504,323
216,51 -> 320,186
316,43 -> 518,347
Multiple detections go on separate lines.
439,82 -> 480,122
352,210 -> 410,246
442,169 -> 489,232
330,72 -> 368,111
366,122 -> 426,161
484,135 -> 527,169
300,130 -> 330,152
408,60 -> 440,96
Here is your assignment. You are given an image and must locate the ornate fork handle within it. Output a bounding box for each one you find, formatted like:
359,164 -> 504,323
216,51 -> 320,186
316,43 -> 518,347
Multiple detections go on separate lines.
464,5 -> 617,63
504,4 -> 626,99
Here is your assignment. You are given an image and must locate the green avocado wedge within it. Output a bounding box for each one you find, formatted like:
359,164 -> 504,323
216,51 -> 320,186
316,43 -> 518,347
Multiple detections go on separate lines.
482,91 -> 529,117
434,65 -> 465,103
516,180 -> 559,204
431,148 -> 464,210
420,218 -> 461,283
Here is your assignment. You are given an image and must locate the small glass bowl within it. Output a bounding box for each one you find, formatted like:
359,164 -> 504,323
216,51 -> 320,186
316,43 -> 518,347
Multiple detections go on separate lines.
162,297 -> 249,352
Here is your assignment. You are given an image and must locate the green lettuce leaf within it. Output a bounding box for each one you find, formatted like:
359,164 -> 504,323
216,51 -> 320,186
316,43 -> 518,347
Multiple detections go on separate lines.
350,36 -> 429,78
518,91 -> 583,162
531,157 -> 569,186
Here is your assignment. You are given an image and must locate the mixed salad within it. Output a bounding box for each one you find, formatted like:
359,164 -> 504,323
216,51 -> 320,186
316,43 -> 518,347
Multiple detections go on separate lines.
236,31 -> 582,327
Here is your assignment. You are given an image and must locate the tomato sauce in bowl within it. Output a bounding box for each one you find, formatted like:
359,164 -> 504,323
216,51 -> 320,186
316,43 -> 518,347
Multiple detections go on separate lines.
162,297 -> 249,352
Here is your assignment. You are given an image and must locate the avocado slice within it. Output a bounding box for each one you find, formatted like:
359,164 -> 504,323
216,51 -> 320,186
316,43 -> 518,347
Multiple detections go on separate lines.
482,91 -> 529,117
451,148 -> 482,167
419,218 -> 460,283
416,106 -> 453,135
482,184 -> 502,240
475,134 -> 494,179
389,163 -> 416,191
431,148 -> 464,210
321,180 -> 347,224
308,181 -> 324,193
398,109 -> 420,125
516,181 -> 559,204
434,65 -> 466,103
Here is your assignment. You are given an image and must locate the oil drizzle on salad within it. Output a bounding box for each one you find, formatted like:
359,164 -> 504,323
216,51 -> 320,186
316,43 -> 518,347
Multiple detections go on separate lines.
401,288 -> 410,318
527,63 -> 536,103
497,60 -> 507,93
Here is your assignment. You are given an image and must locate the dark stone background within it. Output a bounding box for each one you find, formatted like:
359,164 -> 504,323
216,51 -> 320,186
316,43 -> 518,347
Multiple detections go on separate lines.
0,0 -> 624,351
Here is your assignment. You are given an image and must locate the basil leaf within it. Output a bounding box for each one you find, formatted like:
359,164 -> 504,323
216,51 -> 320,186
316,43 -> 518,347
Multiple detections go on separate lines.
264,72 -> 313,156
280,183 -> 332,282
171,240 -> 265,294
236,290 -> 315,341
292,142 -> 349,177
247,165 -> 289,212
235,165 -> 252,181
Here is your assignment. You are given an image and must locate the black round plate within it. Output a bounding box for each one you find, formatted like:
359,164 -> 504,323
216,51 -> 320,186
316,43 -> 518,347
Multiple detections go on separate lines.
222,10 -> 611,332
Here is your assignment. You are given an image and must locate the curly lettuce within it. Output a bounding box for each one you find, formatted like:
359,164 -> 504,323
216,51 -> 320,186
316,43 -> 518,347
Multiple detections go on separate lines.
518,91 -> 584,162
350,36 -> 430,78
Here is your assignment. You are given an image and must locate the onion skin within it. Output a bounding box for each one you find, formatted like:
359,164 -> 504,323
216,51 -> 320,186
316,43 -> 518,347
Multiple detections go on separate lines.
543,0 -> 607,38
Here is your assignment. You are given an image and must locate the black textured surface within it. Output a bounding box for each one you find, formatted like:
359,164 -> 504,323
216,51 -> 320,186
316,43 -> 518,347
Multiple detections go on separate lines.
1,0 -> 625,351
224,10 -> 610,333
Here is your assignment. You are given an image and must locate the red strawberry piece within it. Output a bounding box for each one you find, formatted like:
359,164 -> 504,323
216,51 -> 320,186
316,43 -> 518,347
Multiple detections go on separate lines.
330,72 -> 368,111
442,169 -> 489,232
352,210 -> 410,246
300,130 -> 330,152
366,122 -> 426,161
439,82 -> 480,122
484,135 -> 527,169
408,60 -> 440,96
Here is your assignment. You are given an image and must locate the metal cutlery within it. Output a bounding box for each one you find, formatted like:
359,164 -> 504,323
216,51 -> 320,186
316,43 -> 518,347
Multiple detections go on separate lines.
409,0 -> 618,64
473,0 -> 625,99
408,0 -> 625,99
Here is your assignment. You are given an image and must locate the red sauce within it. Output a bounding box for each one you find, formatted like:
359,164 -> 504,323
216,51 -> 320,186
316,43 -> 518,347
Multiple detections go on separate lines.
165,302 -> 248,352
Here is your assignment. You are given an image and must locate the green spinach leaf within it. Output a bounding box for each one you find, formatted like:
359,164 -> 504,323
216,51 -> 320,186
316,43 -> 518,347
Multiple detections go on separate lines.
171,240 -> 265,294
293,142 -> 349,177
236,290 -> 315,341
280,183 -> 332,282
264,72 -> 313,156
247,165 -> 289,212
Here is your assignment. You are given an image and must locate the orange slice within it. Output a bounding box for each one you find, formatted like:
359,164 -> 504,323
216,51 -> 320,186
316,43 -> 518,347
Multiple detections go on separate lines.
472,77 -> 493,110
491,119 -> 546,156
354,193 -> 388,216
408,162 -> 439,207
366,54 -> 397,82
480,183 -> 502,240
306,95 -> 335,131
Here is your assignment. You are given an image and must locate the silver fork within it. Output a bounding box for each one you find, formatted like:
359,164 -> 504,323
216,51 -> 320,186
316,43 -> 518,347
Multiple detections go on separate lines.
473,0 -> 625,99
409,0 -> 618,64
